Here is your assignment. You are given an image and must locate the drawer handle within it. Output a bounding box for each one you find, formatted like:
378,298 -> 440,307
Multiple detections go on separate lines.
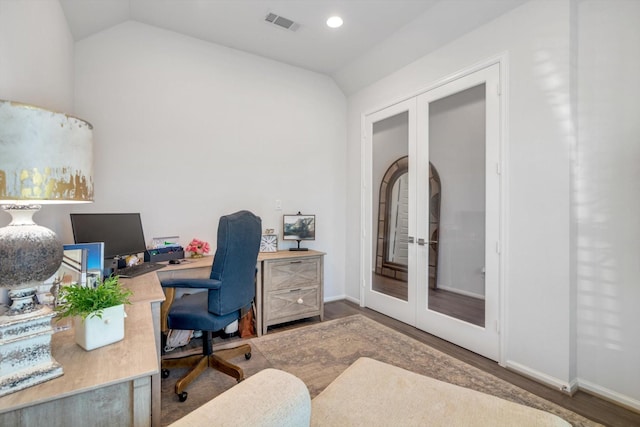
289,260 -> 302,264
297,298 -> 304,304
289,288 -> 301,292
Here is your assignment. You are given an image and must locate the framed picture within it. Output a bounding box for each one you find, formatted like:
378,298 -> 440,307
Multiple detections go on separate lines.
260,234 -> 278,252
64,242 -> 105,285
282,214 -> 316,241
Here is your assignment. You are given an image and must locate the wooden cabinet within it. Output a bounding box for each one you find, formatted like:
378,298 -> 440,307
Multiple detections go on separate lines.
261,251 -> 324,335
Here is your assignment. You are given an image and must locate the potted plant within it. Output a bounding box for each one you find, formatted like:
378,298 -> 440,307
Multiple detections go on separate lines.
55,276 -> 133,351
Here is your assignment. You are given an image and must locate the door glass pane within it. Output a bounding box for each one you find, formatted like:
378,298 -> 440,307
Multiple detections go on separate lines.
372,112 -> 408,301
427,84 -> 486,326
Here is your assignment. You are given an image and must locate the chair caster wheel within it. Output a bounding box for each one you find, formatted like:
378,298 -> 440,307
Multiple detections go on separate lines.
178,392 -> 188,402
245,352 -> 252,360
161,369 -> 170,378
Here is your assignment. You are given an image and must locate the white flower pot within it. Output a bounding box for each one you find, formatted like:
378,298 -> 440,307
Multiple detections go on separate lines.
74,304 -> 125,351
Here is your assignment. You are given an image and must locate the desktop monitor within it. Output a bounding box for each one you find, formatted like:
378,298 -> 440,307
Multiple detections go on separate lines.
70,213 -> 147,261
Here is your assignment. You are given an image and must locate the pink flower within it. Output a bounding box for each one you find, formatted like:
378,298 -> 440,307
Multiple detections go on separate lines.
186,238 -> 210,254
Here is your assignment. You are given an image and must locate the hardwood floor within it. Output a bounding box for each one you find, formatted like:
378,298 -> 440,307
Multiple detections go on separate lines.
428,287 -> 485,327
298,300 -> 639,427
372,274 -> 407,300
371,273 -> 485,326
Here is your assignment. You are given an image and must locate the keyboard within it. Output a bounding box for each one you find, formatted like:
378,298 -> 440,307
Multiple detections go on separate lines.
117,262 -> 165,278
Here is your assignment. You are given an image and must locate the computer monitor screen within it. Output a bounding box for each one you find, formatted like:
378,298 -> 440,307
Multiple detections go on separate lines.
70,213 -> 147,260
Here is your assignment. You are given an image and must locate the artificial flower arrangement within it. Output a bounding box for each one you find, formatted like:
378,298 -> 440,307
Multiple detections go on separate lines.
185,238 -> 210,258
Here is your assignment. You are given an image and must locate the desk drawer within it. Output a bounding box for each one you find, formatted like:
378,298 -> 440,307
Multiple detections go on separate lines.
265,286 -> 320,322
263,257 -> 321,291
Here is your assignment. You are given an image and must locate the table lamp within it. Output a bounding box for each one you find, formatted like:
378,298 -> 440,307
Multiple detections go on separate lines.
0,100 -> 93,397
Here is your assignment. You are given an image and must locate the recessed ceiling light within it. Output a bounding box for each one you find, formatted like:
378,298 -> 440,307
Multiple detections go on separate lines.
326,16 -> 343,28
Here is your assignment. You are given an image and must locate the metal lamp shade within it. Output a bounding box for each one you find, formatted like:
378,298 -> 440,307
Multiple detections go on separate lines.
0,100 -> 93,204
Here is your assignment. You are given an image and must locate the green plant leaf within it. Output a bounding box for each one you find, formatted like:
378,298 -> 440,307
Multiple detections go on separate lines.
55,275 -> 132,320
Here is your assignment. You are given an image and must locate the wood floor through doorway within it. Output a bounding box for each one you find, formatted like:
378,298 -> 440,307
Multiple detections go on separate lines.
371,274 -> 485,326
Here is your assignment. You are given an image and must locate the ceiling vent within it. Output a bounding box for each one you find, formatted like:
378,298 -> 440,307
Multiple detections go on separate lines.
265,12 -> 300,31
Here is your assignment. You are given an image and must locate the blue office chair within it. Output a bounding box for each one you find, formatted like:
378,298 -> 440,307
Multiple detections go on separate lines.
160,210 -> 261,402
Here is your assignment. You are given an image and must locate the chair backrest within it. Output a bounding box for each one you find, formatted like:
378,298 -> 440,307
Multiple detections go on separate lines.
208,210 -> 261,316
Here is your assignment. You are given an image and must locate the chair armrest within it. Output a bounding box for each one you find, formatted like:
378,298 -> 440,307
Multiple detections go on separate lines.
161,278 -> 222,290
160,279 -> 222,333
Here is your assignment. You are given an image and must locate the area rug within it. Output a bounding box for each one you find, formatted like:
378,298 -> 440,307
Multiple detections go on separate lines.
251,314 -> 601,427
161,315 -> 601,427
160,341 -> 271,426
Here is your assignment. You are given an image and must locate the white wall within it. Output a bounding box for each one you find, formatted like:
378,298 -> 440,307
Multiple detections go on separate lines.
347,0 -> 575,387
0,0 -> 74,112
576,0 -> 640,407
71,22 -> 347,300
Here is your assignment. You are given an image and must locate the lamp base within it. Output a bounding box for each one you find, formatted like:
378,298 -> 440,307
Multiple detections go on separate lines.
0,305 -> 63,397
0,205 -> 66,395
7,286 -> 38,312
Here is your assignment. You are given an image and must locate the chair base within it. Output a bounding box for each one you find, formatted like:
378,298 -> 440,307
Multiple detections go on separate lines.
162,343 -> 252,397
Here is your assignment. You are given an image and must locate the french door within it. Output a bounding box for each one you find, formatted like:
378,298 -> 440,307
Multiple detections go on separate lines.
363,63 -> 502,361
363,99 -> 417,325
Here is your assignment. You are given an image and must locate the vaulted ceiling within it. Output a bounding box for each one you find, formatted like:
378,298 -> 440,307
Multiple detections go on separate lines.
59,0 -> 526,94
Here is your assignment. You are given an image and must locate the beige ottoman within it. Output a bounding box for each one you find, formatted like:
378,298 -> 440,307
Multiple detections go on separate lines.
169,368 -> 311,427
311,357 -> 571,427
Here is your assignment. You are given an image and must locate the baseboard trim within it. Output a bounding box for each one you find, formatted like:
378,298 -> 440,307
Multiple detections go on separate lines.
578,378 -> 640,413
324,294 -> 346,303
343,295 -> 360,305
504,360 -> 640,411
436,285 -> 485,300
504,360 -> 575,395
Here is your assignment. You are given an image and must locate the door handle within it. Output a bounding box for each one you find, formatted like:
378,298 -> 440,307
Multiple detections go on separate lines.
408,236 -> 415,244
417,238 -> 426,246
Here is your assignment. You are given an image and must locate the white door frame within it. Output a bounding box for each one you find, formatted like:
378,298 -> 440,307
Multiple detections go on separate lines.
360,55 -> 508,365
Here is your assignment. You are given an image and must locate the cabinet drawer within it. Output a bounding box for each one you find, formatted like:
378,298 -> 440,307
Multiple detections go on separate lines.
265,287 -> 320,322
264,257 -> 321,291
